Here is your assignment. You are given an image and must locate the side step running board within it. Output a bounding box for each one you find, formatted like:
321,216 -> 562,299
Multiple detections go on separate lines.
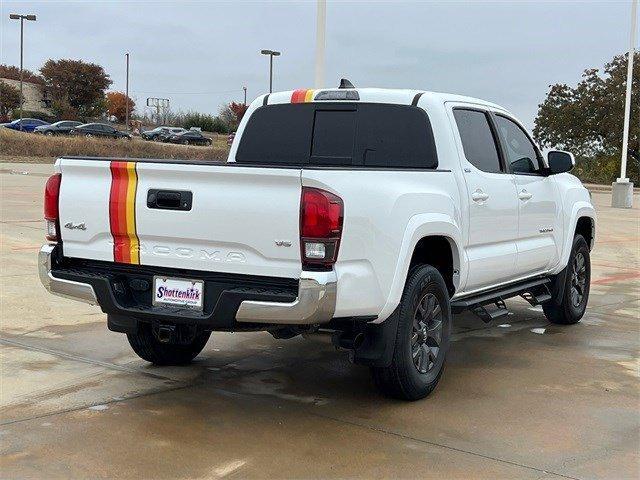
472,299 -> 509,323
521,289 -> 552,306
451,277 -> 553,322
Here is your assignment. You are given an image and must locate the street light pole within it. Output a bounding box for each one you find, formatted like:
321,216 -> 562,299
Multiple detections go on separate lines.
612,0 -> 638,208
19,17 -> 23,123
9,13 -> 36,131
269,55 -> 273,93
243,86 -> 247,105
260,49 -> 281,93
315,0 -> 326,88
125,53 -> 130,131
619,0 -> 637,183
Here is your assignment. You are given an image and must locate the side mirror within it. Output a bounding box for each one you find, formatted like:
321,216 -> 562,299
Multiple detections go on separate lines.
546,150 -> 575,175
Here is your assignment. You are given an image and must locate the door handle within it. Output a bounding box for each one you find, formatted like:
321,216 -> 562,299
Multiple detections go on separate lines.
471,189 -> 489,203
147,189 -> 193,211
518,189 -> 533,201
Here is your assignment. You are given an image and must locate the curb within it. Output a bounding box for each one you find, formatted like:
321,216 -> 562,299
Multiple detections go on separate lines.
584,183 -> 640,193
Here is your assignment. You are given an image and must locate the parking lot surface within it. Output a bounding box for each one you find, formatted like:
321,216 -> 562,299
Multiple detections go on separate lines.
1,163 -> 638,479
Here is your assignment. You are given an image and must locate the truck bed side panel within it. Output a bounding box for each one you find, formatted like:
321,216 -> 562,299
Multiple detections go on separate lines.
302,169 -> 461,319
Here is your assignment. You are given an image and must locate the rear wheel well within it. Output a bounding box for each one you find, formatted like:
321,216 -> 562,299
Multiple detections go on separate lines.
409,236 -> 456,295
575,216 -> 594,250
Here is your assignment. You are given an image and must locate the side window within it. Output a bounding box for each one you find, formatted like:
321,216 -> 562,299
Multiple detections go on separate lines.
453,109 -> 502,173
494,116 -> 541,174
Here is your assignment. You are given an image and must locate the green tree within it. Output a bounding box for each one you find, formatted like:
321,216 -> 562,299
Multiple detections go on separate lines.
40,59 -> 112,119
0,81 -> 21,119
533,52 -> 639,184
178,111 -> 229,133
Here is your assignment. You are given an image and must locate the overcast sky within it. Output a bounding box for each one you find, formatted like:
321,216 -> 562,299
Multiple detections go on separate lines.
0,0 -> 635,128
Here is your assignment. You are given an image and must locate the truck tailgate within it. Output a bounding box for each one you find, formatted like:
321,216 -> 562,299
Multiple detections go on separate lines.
58,158 -> 303,278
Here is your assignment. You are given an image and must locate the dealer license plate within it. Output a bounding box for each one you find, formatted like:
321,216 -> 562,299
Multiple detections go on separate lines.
152,276 -> 204,310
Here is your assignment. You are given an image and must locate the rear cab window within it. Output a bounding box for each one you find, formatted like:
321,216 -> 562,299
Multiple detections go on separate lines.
236,103 -> 438,169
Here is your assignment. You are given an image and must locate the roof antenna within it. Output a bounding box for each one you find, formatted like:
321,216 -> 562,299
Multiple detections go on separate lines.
339,78 -> 355,89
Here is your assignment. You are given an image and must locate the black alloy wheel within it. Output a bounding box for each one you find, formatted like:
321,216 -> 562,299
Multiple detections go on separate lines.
570,251 -> 587,308
411,292 -> 444,374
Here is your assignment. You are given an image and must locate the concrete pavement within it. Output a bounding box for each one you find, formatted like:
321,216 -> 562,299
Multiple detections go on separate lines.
0,163 -> 638,479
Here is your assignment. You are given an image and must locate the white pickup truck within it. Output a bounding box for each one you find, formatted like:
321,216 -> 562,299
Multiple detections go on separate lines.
39,85 -> 596,400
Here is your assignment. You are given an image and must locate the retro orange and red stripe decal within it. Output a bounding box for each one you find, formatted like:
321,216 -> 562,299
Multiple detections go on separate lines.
291,89 -> 315,103
109,161 -> 140,264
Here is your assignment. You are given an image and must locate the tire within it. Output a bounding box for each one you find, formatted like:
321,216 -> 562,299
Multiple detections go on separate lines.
127,324 -> 211,365
543,234 -> 590,325
85,133 -> 92,138
372,265 -> 451,401
182,140 -> 189,146
45,131 -> 54,136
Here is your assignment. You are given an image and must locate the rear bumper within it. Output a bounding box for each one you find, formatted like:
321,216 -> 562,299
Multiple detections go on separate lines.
38,244 -> 336,327
39,244 -> 98,305
236,271 -> 336,325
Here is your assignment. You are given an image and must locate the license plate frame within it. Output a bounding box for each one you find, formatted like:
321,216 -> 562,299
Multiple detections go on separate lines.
152,276 -> 204,311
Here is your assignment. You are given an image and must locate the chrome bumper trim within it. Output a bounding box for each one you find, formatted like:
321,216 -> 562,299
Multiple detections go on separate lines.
235,270 -> 337,325
39,244 -> 98,305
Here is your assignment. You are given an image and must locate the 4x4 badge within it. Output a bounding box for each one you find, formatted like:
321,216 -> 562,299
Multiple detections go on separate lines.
64,222 -> 86,231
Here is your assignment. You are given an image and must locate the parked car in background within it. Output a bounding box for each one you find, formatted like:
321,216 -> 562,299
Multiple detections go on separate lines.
34,121 -> 82,136
71,123 -> 132,139
163,129 -> 212,146
2,118 -> 50,133
141,126 -> 186,141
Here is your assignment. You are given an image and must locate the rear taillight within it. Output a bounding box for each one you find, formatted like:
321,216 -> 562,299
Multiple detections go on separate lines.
44,173 -> 61,241
300,187 -> 343,269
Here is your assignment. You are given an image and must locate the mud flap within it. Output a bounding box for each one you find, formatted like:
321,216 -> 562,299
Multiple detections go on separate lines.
352,309 -> 400,368
550,266 -> 569,306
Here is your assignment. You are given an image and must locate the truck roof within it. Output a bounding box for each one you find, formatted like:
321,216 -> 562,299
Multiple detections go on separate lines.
261,87 -> 509,113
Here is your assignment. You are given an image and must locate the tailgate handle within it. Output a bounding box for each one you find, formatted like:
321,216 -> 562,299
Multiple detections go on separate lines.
147,189 -> 192,211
